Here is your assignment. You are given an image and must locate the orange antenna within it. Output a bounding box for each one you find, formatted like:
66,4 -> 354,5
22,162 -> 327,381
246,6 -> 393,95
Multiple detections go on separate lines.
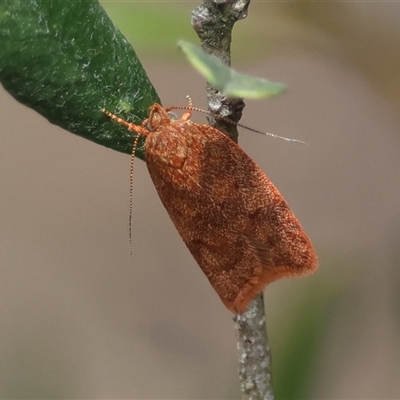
102,108 -> 148,258
165,98 -> 307,145
128,134 -> 141,258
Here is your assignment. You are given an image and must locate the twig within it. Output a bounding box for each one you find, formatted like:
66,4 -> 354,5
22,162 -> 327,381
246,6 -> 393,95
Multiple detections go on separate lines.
192,0 -> 247,144
191,1 -> 275,399
234,297 -> 274,399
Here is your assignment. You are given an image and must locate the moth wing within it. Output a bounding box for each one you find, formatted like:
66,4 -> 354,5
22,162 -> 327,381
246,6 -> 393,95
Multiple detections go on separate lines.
146,121 -> 318,313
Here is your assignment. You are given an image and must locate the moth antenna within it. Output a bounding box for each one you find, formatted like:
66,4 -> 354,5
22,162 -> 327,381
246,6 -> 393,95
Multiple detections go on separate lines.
129,133 -> 141,259
164,103 -> 307,145
165,104 -> 205,114
102,108 -> 148,258
214,114 -> 308,145
234,121 -> 308,145
186,95 -> 193,109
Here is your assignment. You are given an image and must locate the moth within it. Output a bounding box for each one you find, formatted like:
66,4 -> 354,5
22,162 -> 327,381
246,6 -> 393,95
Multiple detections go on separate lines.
103,102 -> 318,313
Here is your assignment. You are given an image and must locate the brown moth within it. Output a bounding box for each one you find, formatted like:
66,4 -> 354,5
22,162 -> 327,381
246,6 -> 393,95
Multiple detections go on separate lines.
103,103 -> 318,313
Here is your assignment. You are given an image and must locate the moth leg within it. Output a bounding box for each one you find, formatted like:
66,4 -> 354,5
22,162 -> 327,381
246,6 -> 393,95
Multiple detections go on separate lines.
180,95 -> 193,121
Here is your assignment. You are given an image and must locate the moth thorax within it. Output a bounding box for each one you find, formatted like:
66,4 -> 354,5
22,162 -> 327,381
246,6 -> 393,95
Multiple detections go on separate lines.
145,130 -> 189,169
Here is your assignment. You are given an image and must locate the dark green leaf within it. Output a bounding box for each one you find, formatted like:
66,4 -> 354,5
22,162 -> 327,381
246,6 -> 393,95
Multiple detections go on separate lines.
0,0 -> 160,159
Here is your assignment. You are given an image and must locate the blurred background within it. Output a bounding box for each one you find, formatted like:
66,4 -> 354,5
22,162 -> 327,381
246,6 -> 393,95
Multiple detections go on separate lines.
1,1 -> 400,399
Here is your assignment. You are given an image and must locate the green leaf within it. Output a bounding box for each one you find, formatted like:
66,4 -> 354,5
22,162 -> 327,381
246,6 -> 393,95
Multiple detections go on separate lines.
178,40 -> 286,99
0,0 -> 160,159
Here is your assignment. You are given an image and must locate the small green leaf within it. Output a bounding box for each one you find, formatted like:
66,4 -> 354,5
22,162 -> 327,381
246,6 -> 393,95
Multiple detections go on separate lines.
178,40 -> 286,99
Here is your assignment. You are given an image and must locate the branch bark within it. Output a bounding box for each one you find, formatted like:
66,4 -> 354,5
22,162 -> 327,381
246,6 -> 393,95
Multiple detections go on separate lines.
234,297 -> 274,399
192,0 -> 247,144
191,2 -> 275,399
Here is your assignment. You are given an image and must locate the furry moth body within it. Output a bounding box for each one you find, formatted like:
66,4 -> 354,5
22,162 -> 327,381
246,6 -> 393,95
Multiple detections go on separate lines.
103,104 -> 318,313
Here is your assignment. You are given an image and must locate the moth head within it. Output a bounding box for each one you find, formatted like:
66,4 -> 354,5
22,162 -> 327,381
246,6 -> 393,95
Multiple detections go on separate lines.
146,103 -> 171,131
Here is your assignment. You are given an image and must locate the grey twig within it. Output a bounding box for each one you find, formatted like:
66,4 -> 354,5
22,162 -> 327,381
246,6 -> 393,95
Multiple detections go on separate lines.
234,296 -> 274,399
191,1 -> 275,399
191,0 -> 248,144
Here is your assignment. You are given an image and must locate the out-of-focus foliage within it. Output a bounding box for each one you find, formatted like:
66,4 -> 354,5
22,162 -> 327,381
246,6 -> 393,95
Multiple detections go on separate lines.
178,40 -> 286,99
